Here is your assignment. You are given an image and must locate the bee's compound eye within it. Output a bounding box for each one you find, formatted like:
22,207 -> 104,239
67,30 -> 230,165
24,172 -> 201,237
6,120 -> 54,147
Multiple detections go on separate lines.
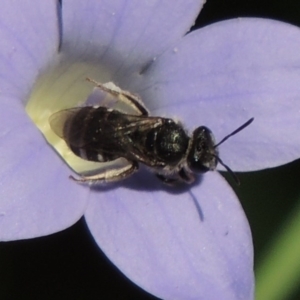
187,126 -> 217,173
189,159 -> 211,173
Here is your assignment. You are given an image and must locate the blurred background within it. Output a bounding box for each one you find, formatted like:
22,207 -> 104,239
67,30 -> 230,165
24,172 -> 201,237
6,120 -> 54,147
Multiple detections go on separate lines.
1,0 -> 300,299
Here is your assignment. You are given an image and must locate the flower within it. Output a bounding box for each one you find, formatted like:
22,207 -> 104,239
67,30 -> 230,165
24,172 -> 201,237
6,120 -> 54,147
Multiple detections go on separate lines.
1,0 -> 300,299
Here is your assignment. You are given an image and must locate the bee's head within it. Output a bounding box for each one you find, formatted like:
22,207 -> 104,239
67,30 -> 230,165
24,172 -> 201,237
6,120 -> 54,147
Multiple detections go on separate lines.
187,126 -> 218,173
187,118 -> 254,185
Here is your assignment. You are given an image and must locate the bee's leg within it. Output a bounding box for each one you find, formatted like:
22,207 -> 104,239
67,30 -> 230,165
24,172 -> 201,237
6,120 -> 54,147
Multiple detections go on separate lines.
156,168 -> 195,185
70,161 -> 139,183
156,174 -> 180,185
178,168 -> 195,184
86,78 -> 149,116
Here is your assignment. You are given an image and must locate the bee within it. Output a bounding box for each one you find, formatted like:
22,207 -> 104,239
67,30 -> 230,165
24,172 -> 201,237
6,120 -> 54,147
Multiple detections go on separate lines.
49,79 -> 253,185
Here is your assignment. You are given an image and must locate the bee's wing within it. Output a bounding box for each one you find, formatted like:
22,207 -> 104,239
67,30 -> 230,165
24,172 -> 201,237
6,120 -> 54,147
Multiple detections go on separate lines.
79,114 -> 164,151
109,115 -> 163,137
105,115 -> 164,164
49,107 -> 163,153
49,107 -> 82,139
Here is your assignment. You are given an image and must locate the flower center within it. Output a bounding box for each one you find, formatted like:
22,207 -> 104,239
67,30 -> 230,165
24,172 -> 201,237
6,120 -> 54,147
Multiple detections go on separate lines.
26,61 -> 112,174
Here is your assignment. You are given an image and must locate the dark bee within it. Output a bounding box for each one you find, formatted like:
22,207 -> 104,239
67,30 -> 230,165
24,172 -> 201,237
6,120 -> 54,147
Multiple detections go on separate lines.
49,79 -> 253,184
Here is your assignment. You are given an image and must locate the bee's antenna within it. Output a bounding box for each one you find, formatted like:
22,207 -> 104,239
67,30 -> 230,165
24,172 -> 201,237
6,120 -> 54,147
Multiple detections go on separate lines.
214,155 -> 240,185
213,117 -> 254,185
215,118 -> 254,148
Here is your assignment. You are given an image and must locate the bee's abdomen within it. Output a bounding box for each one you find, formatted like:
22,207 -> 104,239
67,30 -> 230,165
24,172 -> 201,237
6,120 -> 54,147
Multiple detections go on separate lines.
63,107 -> 118,162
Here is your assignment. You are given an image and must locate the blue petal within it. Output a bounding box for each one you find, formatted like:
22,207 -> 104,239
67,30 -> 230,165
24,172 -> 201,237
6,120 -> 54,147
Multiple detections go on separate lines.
0,0 -> 59,99
85,172 -> 254,300
0,1 -> 89,240
60,0 -> 205,84
137,18 -> 300,171
0,96 -> 90,241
